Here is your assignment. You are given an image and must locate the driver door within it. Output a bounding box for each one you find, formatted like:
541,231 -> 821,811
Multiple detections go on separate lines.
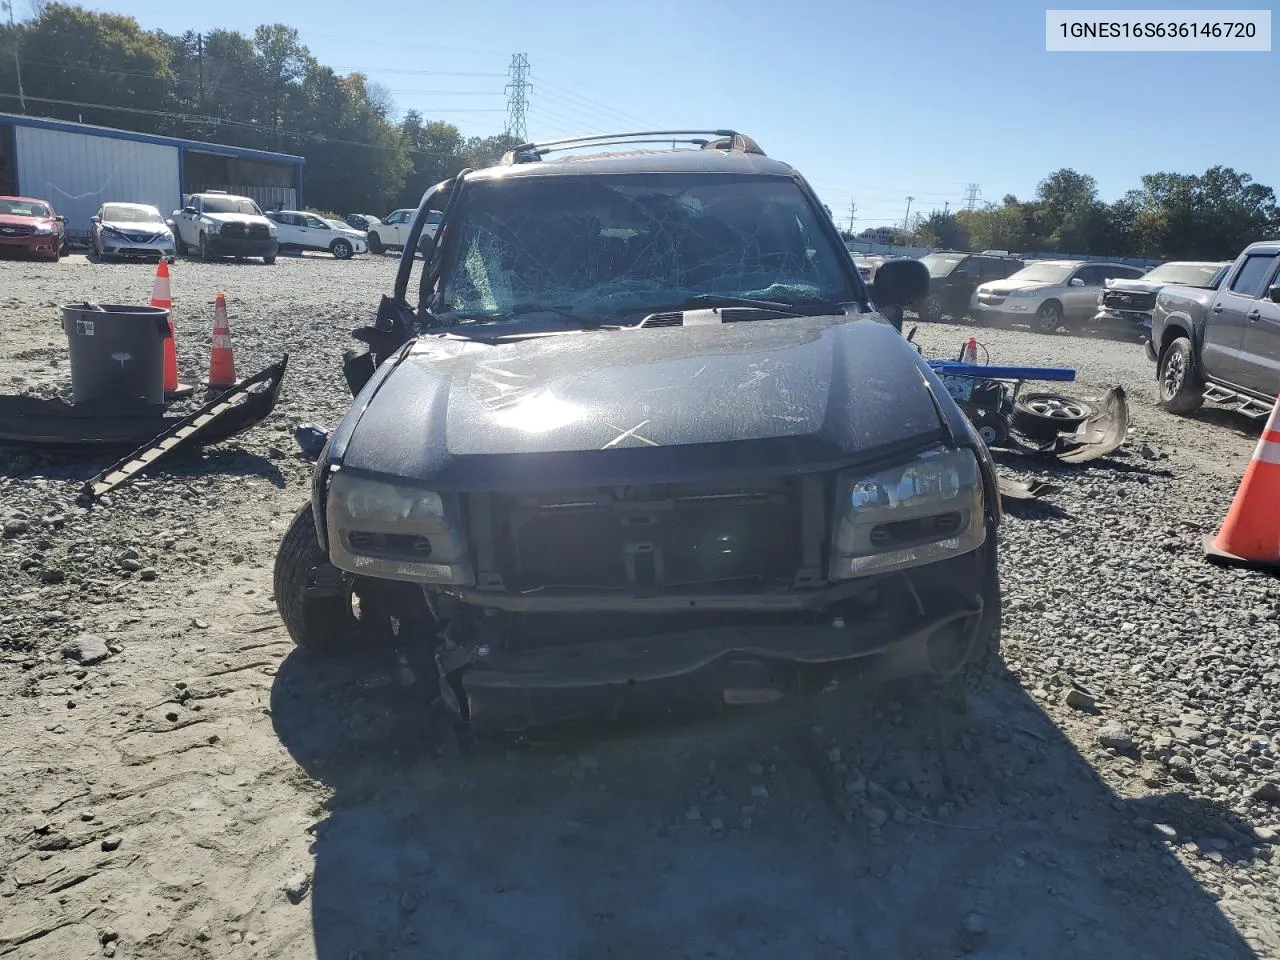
1061,264 -> 1106,322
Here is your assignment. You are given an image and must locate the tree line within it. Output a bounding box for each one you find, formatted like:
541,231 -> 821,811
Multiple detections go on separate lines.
0,4 -> 518,215
854,167 -> 1280,262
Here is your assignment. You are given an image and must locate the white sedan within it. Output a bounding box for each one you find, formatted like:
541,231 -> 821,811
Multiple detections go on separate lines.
265,210 -> 367,259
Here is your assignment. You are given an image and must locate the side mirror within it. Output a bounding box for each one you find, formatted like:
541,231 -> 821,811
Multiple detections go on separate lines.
90,216 -> 100,224
1069,277 -> 1085,287
165,219 -> 175,229
183,206 -> 196,215
870,258 -> 929,307
1270,284 -> 1280,304
55,215 -> 65,222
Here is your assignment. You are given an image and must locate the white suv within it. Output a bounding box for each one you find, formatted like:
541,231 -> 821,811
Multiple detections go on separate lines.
972,259 -> 1145,333
173,192 -> 278,264
265,210 -> 367,259
366,208 -> 441,255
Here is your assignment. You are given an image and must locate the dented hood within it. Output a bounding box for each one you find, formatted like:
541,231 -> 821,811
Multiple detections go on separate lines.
334,315 -> 950,488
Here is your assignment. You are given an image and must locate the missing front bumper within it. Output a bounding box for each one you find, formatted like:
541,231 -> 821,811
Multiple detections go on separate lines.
443,592 -> 987,732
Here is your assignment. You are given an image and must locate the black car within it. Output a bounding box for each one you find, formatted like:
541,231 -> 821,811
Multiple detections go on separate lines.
915,251 -> 1024,323
274,130 -> 1003,734
344,213 -> 380,232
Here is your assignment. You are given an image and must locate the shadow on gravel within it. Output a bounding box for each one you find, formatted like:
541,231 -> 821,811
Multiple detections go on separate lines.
270,647 -> 1260,960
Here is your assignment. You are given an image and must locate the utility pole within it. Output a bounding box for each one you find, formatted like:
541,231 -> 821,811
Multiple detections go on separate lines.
965,183 -> 981,211
847,200 -> 857,234
2,0 -> 25,114
903,196 -> 914,232
504,53 -> 531,142
942,200 -> 950,216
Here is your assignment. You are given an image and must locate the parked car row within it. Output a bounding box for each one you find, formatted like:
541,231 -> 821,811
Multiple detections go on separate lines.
906,247 -> 1236,339
0,189 -> 392,266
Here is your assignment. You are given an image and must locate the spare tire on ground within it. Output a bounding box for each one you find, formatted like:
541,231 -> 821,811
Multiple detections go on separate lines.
1010,392 -> 1097,442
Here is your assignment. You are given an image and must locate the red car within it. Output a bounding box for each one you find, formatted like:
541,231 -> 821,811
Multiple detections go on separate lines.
0,195 -> 66,261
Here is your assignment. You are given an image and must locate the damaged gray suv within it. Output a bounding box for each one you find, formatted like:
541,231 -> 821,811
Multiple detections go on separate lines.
274,130 -> 1003,733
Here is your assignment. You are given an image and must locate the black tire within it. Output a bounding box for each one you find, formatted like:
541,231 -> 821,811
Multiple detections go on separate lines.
1032,300 -> 1064,334
273,505 -> 368,654
969,413 -> 1009,449
263,254 -> 277,265
331,238 -> 354,260
175,232 -> 187,256
1157,337 -> 1203,415
199,233 -> 214,262
368,231 -> 384,255
1011,392 -> 1097,441
919,293 -> 943,323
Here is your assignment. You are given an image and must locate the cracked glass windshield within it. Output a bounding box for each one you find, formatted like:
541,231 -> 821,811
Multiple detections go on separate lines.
439,173 -> 856,323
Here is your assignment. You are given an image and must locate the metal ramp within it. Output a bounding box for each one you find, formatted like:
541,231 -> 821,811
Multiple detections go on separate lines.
1203,384 -> 1275,419
81,355 -> 289,500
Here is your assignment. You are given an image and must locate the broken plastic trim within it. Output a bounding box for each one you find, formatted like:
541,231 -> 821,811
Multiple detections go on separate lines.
80,355 -> 289,500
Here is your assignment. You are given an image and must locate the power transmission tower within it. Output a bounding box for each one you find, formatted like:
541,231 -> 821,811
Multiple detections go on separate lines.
504,53 -> 531,142
903,196 -> 914,232
964,183 -> 981,211
847,200 -> 857,234
196,32 -> 205,113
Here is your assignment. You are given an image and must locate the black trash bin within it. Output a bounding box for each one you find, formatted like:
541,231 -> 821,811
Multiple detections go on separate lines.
61,303 -> 171,407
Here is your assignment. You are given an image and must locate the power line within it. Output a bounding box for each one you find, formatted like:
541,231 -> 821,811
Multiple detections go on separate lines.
504,53 -> 530,142
529,74 -> 653,129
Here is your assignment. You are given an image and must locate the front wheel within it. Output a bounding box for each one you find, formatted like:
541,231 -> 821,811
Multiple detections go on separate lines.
1033,300 -> 1063,334
331,238 -> 353,260
199,233 -> 214,262
1157,337 -> 1203,415
263,254 -> 277,265
175,232 -> 187,256
367,231 -> 384,255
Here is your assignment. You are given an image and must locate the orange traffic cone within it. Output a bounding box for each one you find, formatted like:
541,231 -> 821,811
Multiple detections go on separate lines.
207,293 -> 237,389
1204,400 -> 1280,570
150,259 -> 183,397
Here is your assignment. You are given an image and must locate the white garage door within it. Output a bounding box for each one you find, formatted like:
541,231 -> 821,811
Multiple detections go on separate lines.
15,126 -> 180,238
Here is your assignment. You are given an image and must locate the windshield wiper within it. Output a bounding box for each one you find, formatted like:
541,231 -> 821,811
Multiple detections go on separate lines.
676,294 -> 804,315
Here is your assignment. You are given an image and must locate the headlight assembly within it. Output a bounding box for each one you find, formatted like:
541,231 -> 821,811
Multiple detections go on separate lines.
830,445 -> 986,579
325,470 -> 472,585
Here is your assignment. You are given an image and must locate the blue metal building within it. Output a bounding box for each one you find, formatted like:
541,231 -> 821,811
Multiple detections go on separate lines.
0,112 -> 305,238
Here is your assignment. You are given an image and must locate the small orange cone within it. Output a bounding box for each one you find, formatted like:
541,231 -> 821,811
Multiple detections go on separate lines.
207,293 -> 237,389
1205,400 -> 1280,570
150,259 -> 180,395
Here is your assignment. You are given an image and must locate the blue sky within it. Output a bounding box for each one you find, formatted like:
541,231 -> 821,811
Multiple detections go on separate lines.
99,0 -> 1275,227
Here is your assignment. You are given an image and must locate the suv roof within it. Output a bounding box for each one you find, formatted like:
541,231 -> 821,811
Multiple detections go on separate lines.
476,130 -> 796,182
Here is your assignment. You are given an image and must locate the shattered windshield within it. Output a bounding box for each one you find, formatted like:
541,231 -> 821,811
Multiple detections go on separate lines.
438,173 -> 857,323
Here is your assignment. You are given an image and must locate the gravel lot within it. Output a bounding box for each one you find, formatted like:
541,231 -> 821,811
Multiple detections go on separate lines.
2,253 -> 1279,960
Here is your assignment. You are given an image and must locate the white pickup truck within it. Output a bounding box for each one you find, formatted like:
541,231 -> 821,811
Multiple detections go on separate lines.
172,191 -> 279,264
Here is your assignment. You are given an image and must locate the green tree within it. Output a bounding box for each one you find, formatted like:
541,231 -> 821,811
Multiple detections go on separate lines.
916,210 -> 968,250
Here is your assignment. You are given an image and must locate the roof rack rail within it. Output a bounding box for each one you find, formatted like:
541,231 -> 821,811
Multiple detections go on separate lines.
500,130 -> 765,164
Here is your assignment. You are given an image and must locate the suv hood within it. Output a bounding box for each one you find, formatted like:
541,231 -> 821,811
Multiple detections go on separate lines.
334,316 -> 950,488
981,278 -> 1056,294
0,213 -> 54,227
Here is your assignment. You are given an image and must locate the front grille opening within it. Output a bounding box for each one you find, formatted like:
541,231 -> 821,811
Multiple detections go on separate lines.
498,482 -> 801,593
869,512 -> 962,550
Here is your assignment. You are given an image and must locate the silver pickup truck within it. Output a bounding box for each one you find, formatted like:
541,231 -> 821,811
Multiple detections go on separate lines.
1147,241 -> 1280,418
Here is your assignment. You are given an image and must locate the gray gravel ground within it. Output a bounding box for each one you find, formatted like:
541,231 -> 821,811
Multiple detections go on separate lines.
1,254 -> 1278,960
